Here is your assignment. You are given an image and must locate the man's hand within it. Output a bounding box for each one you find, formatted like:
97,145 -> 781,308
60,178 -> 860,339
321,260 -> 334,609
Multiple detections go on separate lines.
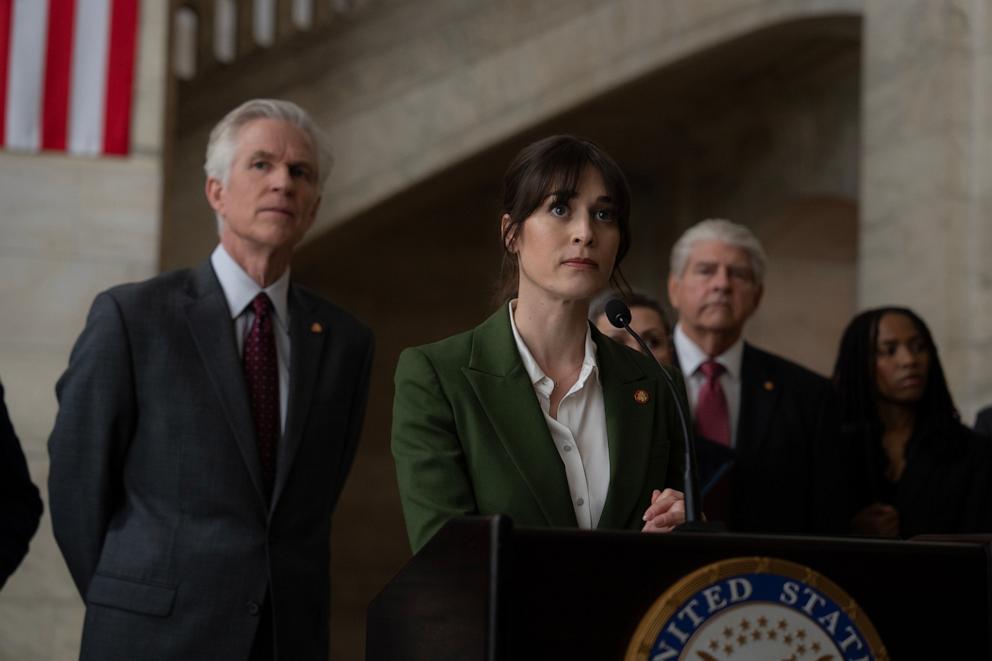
641,488 -> 686,533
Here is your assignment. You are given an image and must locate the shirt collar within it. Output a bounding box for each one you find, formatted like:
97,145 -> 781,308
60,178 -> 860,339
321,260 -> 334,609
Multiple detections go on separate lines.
673,323 -> 744,380
210,244 -> 290,332
508,300 -> 598,389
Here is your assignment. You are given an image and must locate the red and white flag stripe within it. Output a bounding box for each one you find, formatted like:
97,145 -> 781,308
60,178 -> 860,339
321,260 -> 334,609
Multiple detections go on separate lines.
0,0 -> 138,156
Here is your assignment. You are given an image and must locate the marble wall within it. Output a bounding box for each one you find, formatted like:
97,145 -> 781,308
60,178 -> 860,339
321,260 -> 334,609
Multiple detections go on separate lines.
861,0 -> 992,420
0,2 -> 169,658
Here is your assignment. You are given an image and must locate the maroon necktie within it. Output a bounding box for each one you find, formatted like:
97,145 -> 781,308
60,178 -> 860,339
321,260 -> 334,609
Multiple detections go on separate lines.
694,359 -> 731,446
244,293 -> 279,493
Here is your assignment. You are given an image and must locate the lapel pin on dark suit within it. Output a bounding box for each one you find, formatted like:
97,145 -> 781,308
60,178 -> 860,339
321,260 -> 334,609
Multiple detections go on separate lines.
310,322 -> 324,334
763,380 -> 774,391
633,388 -> 650,404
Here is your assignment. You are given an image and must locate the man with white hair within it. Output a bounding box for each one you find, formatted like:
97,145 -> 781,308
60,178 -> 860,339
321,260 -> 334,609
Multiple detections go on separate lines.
667,218 -> 848,534
49,99 -> 374,660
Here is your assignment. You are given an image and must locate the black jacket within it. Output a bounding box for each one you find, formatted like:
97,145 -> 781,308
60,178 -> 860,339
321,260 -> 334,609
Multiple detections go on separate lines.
681,343 -> 851,534
849,419 -> 992,537
0,380 -> 43,589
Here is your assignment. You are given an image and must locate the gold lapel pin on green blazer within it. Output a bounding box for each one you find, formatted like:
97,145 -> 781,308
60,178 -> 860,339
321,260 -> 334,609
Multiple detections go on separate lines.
392,305 -> 688,553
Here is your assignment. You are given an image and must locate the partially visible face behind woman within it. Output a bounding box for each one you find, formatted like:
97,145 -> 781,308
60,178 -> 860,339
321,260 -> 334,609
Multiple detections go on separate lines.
595,305 -> 673,365
507,166 -> 620,303
874,311 -> 930,406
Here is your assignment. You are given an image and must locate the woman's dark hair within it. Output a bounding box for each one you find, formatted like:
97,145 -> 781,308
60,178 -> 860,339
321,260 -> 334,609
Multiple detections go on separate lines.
588,290 -> 671,336
623,292 -> 671,334
831,306 -> 959,440
495,135 -> 632,302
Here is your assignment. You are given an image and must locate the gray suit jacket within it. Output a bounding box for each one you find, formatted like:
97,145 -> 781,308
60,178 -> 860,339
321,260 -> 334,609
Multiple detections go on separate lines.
48,260 -> 373,661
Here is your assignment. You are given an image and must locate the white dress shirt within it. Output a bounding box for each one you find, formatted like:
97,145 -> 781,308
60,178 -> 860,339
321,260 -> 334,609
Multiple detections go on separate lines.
673,324 -> 744,447
508,301 -> 610,529
211,244 -> 290,433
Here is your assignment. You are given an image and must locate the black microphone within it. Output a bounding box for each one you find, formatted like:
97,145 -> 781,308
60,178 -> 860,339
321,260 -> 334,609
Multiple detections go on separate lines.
605,298 -> 705,527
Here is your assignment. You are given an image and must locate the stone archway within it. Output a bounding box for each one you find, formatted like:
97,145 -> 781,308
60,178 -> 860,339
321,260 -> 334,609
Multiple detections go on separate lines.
163,0 -> 864,270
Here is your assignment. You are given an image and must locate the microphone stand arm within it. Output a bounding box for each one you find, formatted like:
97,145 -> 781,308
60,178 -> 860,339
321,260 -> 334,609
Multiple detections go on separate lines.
620,321 -> 701,524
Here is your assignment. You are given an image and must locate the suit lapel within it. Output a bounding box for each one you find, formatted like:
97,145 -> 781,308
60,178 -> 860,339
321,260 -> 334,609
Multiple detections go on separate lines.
184,261 -> 268,509
272,287 -> 325,507
461,308 -> 576,528
737,343 -> 779,458
596,332 -> 656,530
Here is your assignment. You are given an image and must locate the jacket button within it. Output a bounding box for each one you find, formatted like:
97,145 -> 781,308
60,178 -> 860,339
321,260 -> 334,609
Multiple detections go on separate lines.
247,601 -> 260,616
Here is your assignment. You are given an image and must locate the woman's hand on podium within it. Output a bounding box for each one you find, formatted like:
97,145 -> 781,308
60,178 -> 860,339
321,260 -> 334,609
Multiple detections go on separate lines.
641,488 -> 686,533
850,501 -> 900,537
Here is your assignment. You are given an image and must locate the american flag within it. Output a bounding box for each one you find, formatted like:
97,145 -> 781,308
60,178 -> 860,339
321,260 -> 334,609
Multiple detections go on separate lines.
0,0 -> 138,157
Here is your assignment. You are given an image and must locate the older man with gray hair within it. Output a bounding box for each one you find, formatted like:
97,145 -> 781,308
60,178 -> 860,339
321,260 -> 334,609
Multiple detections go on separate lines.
667,218 -> 849,534
49,99 -> 373,661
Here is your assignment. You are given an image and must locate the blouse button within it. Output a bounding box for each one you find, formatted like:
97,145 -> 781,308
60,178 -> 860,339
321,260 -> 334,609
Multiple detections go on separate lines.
576,498 -> 584,507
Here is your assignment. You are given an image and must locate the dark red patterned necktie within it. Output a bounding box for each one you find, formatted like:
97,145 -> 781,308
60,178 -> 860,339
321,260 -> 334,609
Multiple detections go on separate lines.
244,293 -> 279,494
694,359 -> 731,446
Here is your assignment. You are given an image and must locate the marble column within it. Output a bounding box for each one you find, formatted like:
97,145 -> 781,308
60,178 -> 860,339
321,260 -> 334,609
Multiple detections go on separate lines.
861,0 -> 992,420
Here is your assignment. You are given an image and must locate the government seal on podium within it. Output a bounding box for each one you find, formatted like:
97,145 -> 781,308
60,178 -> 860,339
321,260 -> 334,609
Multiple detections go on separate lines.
625,557 -> 887,661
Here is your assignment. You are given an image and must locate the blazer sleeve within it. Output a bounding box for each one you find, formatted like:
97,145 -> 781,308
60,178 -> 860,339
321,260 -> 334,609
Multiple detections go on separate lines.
391,347 -> 477,553
48,292 -> 136,597
0,382 -> 43,589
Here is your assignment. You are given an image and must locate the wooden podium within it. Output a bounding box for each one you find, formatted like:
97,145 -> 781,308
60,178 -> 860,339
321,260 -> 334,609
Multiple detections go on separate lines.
367,516 -> 992,659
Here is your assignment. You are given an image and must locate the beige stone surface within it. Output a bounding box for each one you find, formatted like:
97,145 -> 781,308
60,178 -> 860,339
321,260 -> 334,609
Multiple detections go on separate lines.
132,2 -> 169,154
0,255 -> 155,349
746,197 -> 859,376
861,0 -> 992,420
0,1 -> 168,659
0,197 -> 160,658
307,0 -> 863,231
1,156 -> 159,262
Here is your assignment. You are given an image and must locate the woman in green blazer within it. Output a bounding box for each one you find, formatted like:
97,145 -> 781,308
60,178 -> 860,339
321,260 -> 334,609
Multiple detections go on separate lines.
392,136 -> 687,552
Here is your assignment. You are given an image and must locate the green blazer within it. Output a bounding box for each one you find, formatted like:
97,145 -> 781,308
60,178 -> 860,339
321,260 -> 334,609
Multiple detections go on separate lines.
392,306 -> 687,552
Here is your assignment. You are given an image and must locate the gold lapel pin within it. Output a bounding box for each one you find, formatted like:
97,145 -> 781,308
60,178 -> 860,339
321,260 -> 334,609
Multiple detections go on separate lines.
310,322 -> 324,334
763,380 -> 774,391
634,388 -> 650,404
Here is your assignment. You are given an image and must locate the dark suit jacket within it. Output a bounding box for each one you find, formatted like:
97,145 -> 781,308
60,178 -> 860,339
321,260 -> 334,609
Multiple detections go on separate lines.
0,381 -> 43,589
974,405 -> 992,438
681,343 -> 849,534
48,260 -> 373,661
392,306 -> 687,553
849,421 -> 992,537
